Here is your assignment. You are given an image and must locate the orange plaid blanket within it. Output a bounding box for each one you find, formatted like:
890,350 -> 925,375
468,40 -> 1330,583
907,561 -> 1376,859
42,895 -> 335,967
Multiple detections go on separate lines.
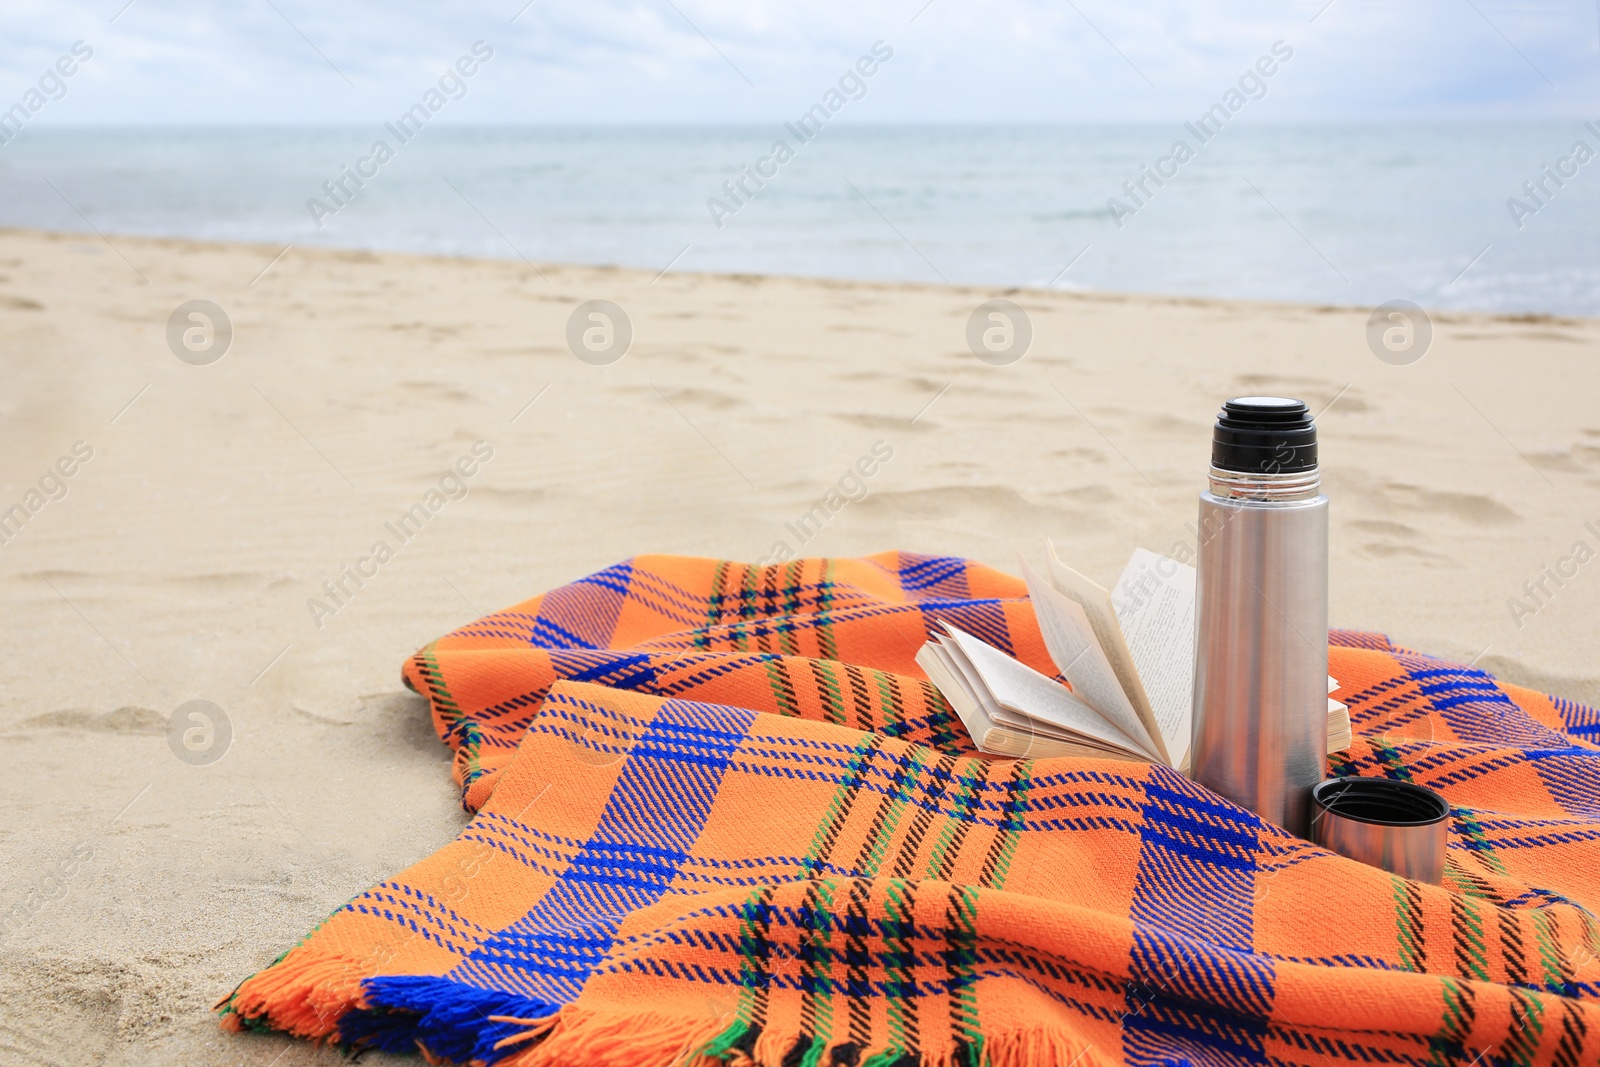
221,553 -> 1600,1066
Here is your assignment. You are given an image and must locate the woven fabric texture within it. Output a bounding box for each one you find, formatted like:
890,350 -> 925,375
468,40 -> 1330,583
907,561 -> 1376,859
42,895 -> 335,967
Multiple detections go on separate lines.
220,553 -> 1600,1066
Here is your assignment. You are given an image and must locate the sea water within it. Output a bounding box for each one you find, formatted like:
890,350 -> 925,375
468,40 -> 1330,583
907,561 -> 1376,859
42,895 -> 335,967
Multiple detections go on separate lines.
2,122 -> 1596,315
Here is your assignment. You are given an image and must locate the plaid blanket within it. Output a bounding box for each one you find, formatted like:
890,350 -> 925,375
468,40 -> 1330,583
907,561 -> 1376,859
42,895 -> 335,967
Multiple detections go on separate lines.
221,553 -> 1600,1066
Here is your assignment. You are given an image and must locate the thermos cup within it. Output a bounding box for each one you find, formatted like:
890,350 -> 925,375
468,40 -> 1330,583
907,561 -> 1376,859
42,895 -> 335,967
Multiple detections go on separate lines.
1311,777 -> 1449,884
1192,397 -> 1328,838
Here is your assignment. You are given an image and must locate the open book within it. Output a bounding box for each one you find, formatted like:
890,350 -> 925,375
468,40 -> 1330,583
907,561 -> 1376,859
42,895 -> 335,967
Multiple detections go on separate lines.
916,542 -> 1351,769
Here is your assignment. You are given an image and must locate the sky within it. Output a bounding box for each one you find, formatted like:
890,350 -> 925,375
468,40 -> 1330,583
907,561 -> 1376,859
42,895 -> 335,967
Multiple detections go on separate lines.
0,0 -> 1596,127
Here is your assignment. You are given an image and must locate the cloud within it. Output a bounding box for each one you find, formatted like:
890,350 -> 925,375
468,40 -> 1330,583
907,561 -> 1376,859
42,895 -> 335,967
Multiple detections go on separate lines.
0,0 -> 1594,124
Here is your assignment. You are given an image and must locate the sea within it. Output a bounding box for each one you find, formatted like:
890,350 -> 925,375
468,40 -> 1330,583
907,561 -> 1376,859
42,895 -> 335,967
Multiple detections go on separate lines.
3,122 -> 1598,315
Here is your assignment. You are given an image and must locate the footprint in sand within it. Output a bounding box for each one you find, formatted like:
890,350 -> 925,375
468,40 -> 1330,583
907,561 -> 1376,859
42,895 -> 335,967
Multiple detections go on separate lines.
1381,483 -> 1518,526
11,706 -> 166,735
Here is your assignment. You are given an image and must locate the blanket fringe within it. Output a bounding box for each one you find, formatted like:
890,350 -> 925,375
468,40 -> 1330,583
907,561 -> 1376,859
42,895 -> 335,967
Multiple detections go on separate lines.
216,946 -> 368,1042
981,1027 -> 1110,1067
493,1001 -> 1112,1067
497,1002 -> 734,1067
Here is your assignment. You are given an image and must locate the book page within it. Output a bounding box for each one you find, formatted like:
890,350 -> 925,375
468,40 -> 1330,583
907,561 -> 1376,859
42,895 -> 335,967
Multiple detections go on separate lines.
1111,547 -> 1196,771
1018,557 -> 1166,763
918,638 -> 1120,758
939,625 -> 1156,759
1035,544 -> 1172,765
1326,698 -> 1351,753
916,641 -> 999,747
918,644 -> 1146,762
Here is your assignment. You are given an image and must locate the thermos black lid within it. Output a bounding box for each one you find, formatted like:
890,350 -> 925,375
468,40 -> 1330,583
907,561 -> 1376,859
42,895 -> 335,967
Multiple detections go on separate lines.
1211,396 -> 1317,473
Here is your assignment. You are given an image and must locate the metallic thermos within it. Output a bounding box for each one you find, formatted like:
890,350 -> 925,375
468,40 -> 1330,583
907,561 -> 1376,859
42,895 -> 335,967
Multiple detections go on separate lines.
1191,397 -> 1328,838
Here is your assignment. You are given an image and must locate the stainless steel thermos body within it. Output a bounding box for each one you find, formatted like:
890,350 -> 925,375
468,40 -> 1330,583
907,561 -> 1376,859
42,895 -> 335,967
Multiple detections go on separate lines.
1191,397 -> 1329,838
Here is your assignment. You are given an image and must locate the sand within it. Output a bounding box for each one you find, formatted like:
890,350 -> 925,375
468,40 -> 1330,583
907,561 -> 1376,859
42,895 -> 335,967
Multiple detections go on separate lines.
0,226 -> 1596,1065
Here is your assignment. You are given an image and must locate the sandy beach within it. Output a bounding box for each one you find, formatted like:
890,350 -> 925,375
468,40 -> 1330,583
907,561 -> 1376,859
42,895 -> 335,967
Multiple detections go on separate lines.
1,226 -> 1598,1065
